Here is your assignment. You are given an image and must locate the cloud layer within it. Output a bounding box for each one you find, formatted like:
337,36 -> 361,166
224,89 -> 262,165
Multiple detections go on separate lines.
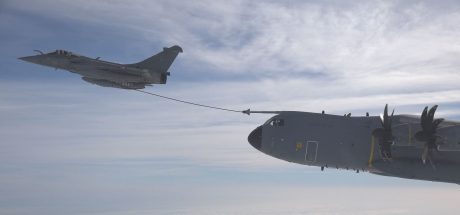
2,0 -> 460,214
7,0 -> 460,111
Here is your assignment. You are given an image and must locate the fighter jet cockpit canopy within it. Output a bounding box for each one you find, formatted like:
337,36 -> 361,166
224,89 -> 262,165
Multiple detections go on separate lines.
52,50 -> 80,57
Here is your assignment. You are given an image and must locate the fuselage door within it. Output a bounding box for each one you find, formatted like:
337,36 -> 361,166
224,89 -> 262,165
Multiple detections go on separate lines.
305,141 -> 318,162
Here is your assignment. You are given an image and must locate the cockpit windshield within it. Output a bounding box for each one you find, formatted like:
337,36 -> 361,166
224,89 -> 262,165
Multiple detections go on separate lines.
264,117 -> 285,127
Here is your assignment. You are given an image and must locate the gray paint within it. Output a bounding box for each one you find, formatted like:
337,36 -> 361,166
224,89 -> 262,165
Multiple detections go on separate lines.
19,46 -> 183,89
248,111 -> 460,184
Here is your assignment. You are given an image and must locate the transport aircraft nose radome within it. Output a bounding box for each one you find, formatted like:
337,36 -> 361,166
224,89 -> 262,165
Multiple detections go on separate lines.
248,126 -> 262,150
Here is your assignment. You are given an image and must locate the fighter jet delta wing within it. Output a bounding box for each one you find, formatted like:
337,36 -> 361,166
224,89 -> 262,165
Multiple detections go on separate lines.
19,45 -> 183,90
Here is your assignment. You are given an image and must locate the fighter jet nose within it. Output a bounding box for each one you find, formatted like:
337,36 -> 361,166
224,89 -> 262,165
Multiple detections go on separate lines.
248,126 -> 262,150
18,56 -> 37,63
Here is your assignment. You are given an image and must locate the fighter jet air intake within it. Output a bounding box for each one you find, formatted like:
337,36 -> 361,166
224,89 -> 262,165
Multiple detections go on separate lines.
19,45 -> 183,89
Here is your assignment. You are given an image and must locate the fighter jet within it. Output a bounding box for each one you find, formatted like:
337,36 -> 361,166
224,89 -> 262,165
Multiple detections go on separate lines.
248,105 -> 460,184
19,45 -> 183,89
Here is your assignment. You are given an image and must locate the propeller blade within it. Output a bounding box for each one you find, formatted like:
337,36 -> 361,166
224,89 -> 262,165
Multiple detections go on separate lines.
422,145 -> 429,164
421,106 -> 428,131
433,118 -> 444,130
383,104 -> 388,128
426,150 -> 436,170
427,105 -> 438,126
388,108 -> 394,130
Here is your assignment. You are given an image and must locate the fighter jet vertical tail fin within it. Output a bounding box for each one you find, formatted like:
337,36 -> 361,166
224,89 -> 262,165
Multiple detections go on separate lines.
130,45 -> 183,84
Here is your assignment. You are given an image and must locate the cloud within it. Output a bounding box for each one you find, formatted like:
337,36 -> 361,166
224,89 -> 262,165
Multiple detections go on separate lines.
3,1 -> 460,214
6,0 -> 460,99
3,181 -> 457,215
7,0 -> 460,75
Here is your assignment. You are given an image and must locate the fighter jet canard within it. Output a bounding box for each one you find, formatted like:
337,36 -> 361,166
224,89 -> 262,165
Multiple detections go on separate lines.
19,45 -> 183,89
248,105 -> 460,184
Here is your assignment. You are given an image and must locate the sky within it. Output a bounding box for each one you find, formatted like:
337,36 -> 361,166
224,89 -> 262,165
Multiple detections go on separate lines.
1,0 -> 460,214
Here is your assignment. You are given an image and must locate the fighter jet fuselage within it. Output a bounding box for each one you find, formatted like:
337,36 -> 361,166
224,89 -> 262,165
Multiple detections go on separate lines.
19,45 -> 183,89
248,109 -> 460,184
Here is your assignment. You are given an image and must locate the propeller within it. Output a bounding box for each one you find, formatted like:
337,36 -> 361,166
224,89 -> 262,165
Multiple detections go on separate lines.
372,104 -> 394,160
414,105 -> 444,168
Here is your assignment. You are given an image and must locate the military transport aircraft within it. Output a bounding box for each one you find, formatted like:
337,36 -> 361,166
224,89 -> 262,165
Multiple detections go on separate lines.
19,45 -> 183,89
248,105 -> 460,184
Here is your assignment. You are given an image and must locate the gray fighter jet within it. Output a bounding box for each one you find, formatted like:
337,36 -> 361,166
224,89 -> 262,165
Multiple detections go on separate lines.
19,45 -> 183,89
248,105 -> 460,184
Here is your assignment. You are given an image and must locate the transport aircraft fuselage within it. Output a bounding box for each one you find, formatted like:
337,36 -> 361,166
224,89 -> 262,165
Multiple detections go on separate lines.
248,110 -> 460,184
